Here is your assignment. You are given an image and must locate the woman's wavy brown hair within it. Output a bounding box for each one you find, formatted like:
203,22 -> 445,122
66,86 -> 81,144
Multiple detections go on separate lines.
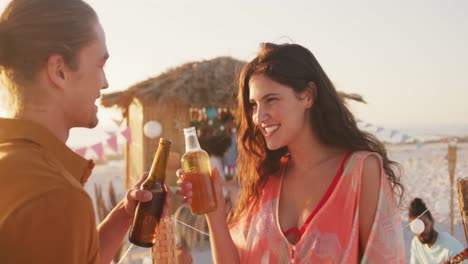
229,43 -> 404,223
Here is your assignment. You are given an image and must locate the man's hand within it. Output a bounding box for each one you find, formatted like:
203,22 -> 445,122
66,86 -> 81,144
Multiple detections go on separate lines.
123,172 -> 172,219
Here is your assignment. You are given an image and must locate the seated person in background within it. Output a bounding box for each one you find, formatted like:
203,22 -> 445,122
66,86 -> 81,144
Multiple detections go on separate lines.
409,197 -> 467,264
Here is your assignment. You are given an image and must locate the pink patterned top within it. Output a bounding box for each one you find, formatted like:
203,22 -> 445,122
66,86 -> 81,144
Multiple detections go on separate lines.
229,151 -> 405,264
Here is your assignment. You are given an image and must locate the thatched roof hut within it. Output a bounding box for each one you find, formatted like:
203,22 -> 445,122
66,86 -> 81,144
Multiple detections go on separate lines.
101,56 -> 365,190
101,57 -> 243,116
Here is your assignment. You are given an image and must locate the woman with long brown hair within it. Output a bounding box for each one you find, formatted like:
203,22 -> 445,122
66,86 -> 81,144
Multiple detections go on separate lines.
177,43 -> 405,263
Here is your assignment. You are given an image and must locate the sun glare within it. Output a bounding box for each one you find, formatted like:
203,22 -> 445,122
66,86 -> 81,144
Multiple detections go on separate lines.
0,90 -> 8,117
0,107 -> 6,117
0,97 -> 7,117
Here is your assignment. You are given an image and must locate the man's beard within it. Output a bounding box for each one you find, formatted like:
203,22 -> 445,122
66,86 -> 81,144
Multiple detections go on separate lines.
419,229 -> 436,244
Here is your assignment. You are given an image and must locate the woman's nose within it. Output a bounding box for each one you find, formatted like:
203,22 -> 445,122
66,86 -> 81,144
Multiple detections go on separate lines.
253,105 -> 267,125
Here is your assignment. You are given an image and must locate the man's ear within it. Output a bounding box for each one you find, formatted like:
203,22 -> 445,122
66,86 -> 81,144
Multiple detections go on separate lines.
301,82 -> 317,108
46,54 -> 67,91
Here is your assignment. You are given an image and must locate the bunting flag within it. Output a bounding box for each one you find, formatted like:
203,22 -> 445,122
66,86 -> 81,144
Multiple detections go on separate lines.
91,142 -> 105,160
72,126 -> 133,161
75,147 -> 87,158
415,140 -> 425,149
120,127 -> 132,144
400,134 -> 411,144
112,118 -> 124,128
106,134 -> 119,153
355,119 -> 426,149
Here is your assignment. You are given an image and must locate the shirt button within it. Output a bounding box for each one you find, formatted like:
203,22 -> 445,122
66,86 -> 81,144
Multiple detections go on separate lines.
291,259 -> 295,263
292,245 -> 296,251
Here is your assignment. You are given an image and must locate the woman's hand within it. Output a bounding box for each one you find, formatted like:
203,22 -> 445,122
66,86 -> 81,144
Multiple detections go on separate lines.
176,167 -> 226,217
177,168 -> 240,264
123,172 -> 172,219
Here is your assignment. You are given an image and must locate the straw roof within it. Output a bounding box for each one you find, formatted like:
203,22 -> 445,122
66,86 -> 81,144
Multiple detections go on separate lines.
101,56 -> 365,111
101,57 -> 243,109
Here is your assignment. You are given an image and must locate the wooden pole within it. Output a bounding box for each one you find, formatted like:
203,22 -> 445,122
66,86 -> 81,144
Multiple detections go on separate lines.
448,140 -> 457,235
457,178 -> 468,244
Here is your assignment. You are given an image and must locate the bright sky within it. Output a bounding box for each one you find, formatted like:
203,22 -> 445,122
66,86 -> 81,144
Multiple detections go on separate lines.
1,0 -> 467,145
91,0 -> 468,127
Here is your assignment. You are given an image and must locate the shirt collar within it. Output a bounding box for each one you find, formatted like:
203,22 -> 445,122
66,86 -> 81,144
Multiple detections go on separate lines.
0,118 -> 94,184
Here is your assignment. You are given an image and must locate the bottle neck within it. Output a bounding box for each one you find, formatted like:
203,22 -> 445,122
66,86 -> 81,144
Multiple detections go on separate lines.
184,133 -> 201,152
148,142 -> 171,183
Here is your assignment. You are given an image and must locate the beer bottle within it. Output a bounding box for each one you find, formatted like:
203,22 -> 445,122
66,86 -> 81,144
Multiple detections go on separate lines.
129,138 -> 172,247
181,127 -> 217,214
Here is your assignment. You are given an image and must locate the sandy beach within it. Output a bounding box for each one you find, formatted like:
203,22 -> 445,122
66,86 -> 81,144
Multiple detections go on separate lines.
84,142 -> 468,263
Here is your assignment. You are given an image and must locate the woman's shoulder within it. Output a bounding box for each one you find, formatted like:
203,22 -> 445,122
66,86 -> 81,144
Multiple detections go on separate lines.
347,151 -> 383,169
342,151 -> 385,185
350,150 -> 382,159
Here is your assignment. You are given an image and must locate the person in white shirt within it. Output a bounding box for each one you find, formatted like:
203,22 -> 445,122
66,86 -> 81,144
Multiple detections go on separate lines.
409,198 -> 467,264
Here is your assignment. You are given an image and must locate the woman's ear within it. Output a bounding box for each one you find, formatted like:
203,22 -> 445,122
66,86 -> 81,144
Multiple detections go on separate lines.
301,82 -> 317,108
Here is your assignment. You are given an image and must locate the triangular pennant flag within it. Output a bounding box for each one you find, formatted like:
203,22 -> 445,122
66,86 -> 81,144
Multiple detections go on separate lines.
390,130 -> 399,138
75,147 -> 87,158
106,135 -> 119,153
376,127 -> 384,133
91,143 -> 105,160
112,118 -> 123,128
415,140 -> 424,149
400,134 -> 411,144
120,127 -> 132,144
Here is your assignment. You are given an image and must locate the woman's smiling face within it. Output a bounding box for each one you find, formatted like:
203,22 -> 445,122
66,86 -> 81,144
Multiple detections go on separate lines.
249,74 -> 312,150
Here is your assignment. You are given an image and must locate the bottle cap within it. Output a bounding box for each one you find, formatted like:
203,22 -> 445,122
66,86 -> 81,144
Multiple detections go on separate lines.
183,127 -> 196,134
159,138 -> 172,145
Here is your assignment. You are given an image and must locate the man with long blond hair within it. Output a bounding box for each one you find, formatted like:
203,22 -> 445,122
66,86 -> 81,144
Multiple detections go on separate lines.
0,1 -> 169,263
